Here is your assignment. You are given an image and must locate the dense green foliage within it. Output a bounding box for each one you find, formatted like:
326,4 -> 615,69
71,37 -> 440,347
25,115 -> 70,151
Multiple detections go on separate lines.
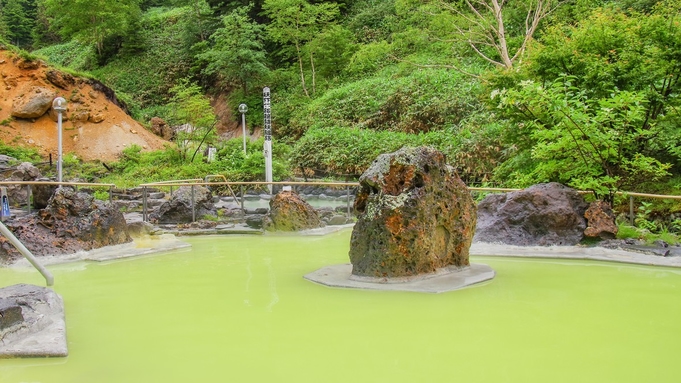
100,139 -> 290,187
490,2 -> 681,198
2,0 -> 681,228
196,5 -> 270,95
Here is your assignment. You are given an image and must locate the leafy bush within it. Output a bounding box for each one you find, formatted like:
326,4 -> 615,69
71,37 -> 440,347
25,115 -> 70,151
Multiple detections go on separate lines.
290,126 -> 411,176
493,75 -> 671,201
99,139 -> 290,187
0,140 -> 41,163
33,40 -> 97,71
287,68 -> 483,138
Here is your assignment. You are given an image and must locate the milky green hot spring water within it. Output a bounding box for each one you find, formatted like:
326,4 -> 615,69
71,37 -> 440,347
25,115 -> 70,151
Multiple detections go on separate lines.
1,229 -> 680,383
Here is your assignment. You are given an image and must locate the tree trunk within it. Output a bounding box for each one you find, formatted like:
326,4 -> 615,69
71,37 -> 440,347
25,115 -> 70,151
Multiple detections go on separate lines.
310,51 -> 316,96
296,42 -> 309,97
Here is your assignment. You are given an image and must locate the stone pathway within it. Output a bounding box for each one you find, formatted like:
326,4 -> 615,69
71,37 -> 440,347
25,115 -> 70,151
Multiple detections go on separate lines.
469,242 -> 681,268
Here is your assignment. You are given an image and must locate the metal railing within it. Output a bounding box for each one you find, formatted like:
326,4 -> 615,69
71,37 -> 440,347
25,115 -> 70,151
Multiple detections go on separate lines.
139,180 -> 360,223
0,180 -> 115,213
0,178 -> 679,230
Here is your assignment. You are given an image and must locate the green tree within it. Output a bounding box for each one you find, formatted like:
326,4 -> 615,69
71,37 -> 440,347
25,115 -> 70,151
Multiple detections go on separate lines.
262,0 -> 339,96
523,3 -> 681,168
494,76 -> 671,200
197,4 -> 270,94
178,0 -> 218,56
0,0 -> 36,48
0,4 -> 8,41
168,80 -> 218,162
41,0 -> 142,57
306,25 -> 357,80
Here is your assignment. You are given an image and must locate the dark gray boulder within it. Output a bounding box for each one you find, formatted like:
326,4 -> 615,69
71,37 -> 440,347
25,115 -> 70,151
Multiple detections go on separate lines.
474,183 -> 588,246
31,178 -> 58,209
349,146 -> 477,278
150,185 -> 215,224
5,162 -> 41,207
0,155 -> 17,172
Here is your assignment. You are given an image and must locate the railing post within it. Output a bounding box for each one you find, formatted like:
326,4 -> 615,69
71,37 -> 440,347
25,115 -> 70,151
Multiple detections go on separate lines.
191,184 -> 196,223
27,185 -> 32,214
240,185 -> 245,212
630,195 -> 635,226
109,185 -> 113,204
142,186 -> 148,222
346,185 -> 351,217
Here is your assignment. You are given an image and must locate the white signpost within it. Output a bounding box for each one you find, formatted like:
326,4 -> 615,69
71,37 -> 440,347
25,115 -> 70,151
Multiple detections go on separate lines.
263,87 -> 273,194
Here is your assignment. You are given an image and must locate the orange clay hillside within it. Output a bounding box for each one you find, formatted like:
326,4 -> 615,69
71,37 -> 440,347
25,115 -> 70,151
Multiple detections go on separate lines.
0,48 -> 170,163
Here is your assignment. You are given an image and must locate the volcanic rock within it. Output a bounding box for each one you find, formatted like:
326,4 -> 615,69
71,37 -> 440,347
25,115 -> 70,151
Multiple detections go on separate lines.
0,155 -> 16,172
0,298 -> 23,330
349,146 -> 477,278
4,162 -> 42,207
264,190 -> 324,231
474,183 -> 588,246
0,187 -> 132,264
150,185 -> 215,224
584,200 -> 618,239
31,178 -> 58,209
0,284 -> 67,357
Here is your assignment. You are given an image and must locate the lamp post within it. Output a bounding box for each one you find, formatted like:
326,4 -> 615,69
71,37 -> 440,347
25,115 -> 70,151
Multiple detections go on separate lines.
52,97 -> 67,187
238,103 -> 248,154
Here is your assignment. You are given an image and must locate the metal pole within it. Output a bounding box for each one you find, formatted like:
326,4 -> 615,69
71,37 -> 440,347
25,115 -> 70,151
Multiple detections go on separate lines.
57,111 -> 63,188
241,112 -> 247,154
27,185 -> 32,214
142,186 -> 148,222
346,185 -> 351,217
0,221 -> 54,286
240,185 -> 245,212
191,185 -> 196,223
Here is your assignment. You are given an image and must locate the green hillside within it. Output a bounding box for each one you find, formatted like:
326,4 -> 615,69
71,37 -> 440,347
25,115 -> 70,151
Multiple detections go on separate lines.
1,0 -> 680,201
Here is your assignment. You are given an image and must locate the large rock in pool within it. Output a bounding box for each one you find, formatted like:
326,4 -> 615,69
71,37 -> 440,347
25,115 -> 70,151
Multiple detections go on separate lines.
0,187 -> 131,264
473,182 -> 588,246
349,146 -> 477,278
264,190 -> 324,231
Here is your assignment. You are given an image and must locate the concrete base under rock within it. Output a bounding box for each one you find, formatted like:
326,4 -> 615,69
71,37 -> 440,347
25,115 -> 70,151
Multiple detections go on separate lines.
0,284 -> 67,358
304,263 -> 495,293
